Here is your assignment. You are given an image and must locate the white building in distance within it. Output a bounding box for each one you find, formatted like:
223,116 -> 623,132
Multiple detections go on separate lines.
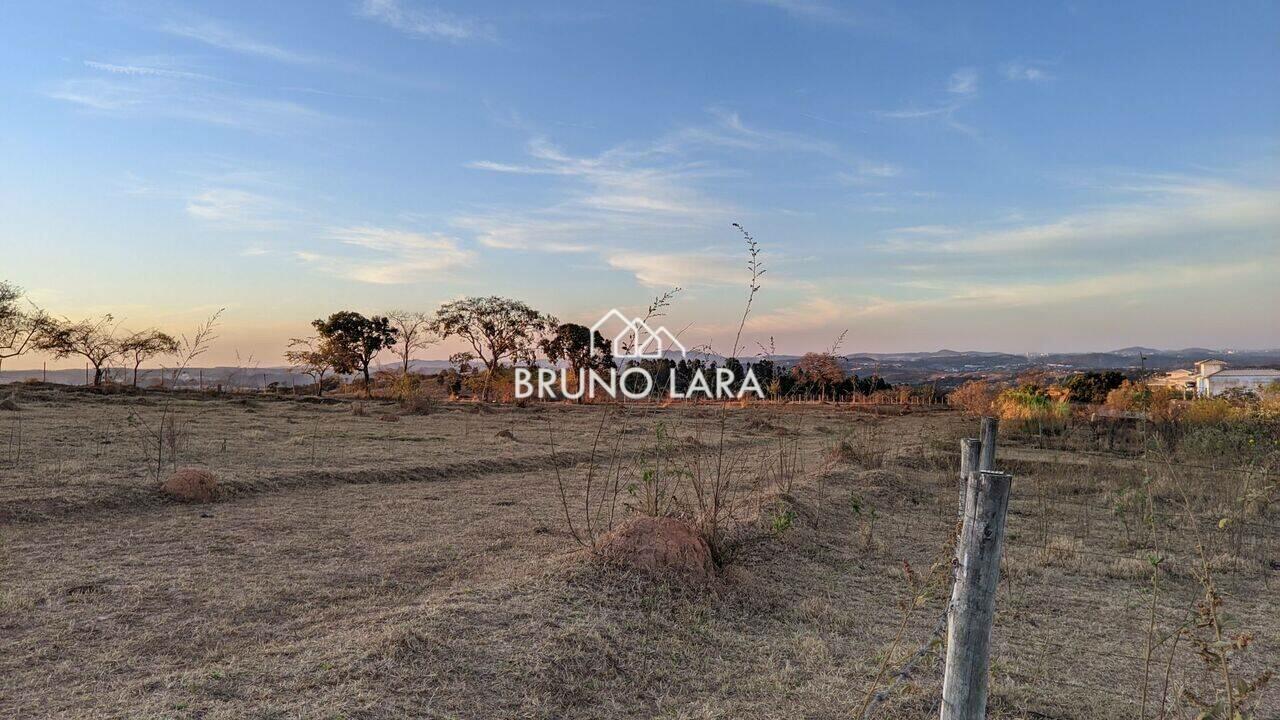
1193,359 -> 1280,397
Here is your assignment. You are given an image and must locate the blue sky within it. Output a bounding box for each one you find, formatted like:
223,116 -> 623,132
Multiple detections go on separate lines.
1,0 -> 1277,365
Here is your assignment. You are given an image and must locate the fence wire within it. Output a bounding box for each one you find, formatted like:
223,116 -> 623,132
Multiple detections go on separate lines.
987,455 -> 1277,719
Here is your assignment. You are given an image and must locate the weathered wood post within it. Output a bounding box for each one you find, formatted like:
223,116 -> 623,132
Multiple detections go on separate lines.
958,436 -> 982,526
978,417 -> 997,476
957,418 -> 996,548
941,467 -> 1012,719
942,417 -> 1006,719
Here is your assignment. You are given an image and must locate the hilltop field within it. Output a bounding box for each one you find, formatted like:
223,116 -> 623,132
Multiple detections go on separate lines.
1,383 -> 1276,718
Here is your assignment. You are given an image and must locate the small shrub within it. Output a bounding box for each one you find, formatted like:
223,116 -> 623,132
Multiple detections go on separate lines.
1104,381 -> 1179,422
399,390 -> 436,415
1180,425 -> 1251,459
1182,398 -> 1237,425
948,380 -> 997,416
767,502 -> 797,536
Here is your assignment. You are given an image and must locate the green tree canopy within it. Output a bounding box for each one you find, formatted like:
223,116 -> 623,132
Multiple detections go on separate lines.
540,323 -> 614,374
311,311 -> 398,396
430,296 -> 556,375
119,329 -> 179,388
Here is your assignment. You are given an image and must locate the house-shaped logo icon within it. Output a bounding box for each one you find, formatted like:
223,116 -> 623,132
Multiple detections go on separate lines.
590,308 -> 687,360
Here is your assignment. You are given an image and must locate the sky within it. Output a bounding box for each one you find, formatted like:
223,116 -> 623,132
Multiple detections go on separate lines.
1,0 -> 1278,368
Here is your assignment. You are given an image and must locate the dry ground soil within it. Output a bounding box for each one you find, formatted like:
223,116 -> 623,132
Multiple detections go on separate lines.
1,385 -> 1276,718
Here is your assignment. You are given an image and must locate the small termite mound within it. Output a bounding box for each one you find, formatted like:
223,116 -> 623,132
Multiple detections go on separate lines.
160,468 -> 221,503
598,517 -> 714,582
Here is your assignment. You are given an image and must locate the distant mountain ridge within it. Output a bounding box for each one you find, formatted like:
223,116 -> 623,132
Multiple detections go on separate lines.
5,347 -> 1278,388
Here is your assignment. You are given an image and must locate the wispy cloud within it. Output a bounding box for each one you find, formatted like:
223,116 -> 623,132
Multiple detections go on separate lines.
882,177 -> 1280,260
357,0 -> 493,41
748,296 -> 845,333
606,251 -> 746,288
459,110 -> 885,286
84,60 -> 224,83
878,68 -> 979,135
296,226 -> 474,284
449,215 -> 594,253
185,188 -> 282,229
838,161 -> 902,185
1003,61 -> 1052,82
159,18 -> 321,65
48,75 -> 330,133
458,136 -> 732,279
872,257 -> 1270,316
947,67 -> 979,96
737,0 -> 861,25
663,108 -> 844,158
469,136 -> 731,220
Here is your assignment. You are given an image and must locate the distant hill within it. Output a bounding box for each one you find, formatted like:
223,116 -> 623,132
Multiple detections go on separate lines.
1111,346 -> 1161,357
5,347 -> 1279,388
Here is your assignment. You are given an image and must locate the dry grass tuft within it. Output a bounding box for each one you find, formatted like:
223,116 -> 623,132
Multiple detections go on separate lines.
1039,535 -> 1085,569
880,443 -> 949,471
1104,556 -> 1150,580
160,468 -> 220,503
598,516 -> 715,582
826,438 -> 880,467
854,468 -> 909,493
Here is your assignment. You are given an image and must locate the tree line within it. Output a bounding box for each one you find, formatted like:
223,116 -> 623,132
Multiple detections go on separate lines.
4,279 -> 895,400
292,296 -> 895,401
0,281 -> 180,386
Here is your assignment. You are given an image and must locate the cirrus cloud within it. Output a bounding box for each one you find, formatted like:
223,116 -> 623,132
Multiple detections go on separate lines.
296,226 -> 474,284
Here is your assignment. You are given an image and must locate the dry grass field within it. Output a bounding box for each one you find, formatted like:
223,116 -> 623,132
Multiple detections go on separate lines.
1,383 -> 1276,719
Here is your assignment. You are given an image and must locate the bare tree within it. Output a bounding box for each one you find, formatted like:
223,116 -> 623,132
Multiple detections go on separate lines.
385,310 -> 437,377
119,329 -> 180,388
285,336 -> 337,396
0,281 -> 50,376
36,314 -> 123,386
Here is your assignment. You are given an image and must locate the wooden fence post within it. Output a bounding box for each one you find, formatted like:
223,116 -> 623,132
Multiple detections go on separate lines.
941,467 -> 1012,720
958,436 -> 981,524
978,417 -> 997,475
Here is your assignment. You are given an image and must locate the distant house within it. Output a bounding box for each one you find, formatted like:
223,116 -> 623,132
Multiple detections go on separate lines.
1148,368 -> 1196,393
1193,359 -> 1280,397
